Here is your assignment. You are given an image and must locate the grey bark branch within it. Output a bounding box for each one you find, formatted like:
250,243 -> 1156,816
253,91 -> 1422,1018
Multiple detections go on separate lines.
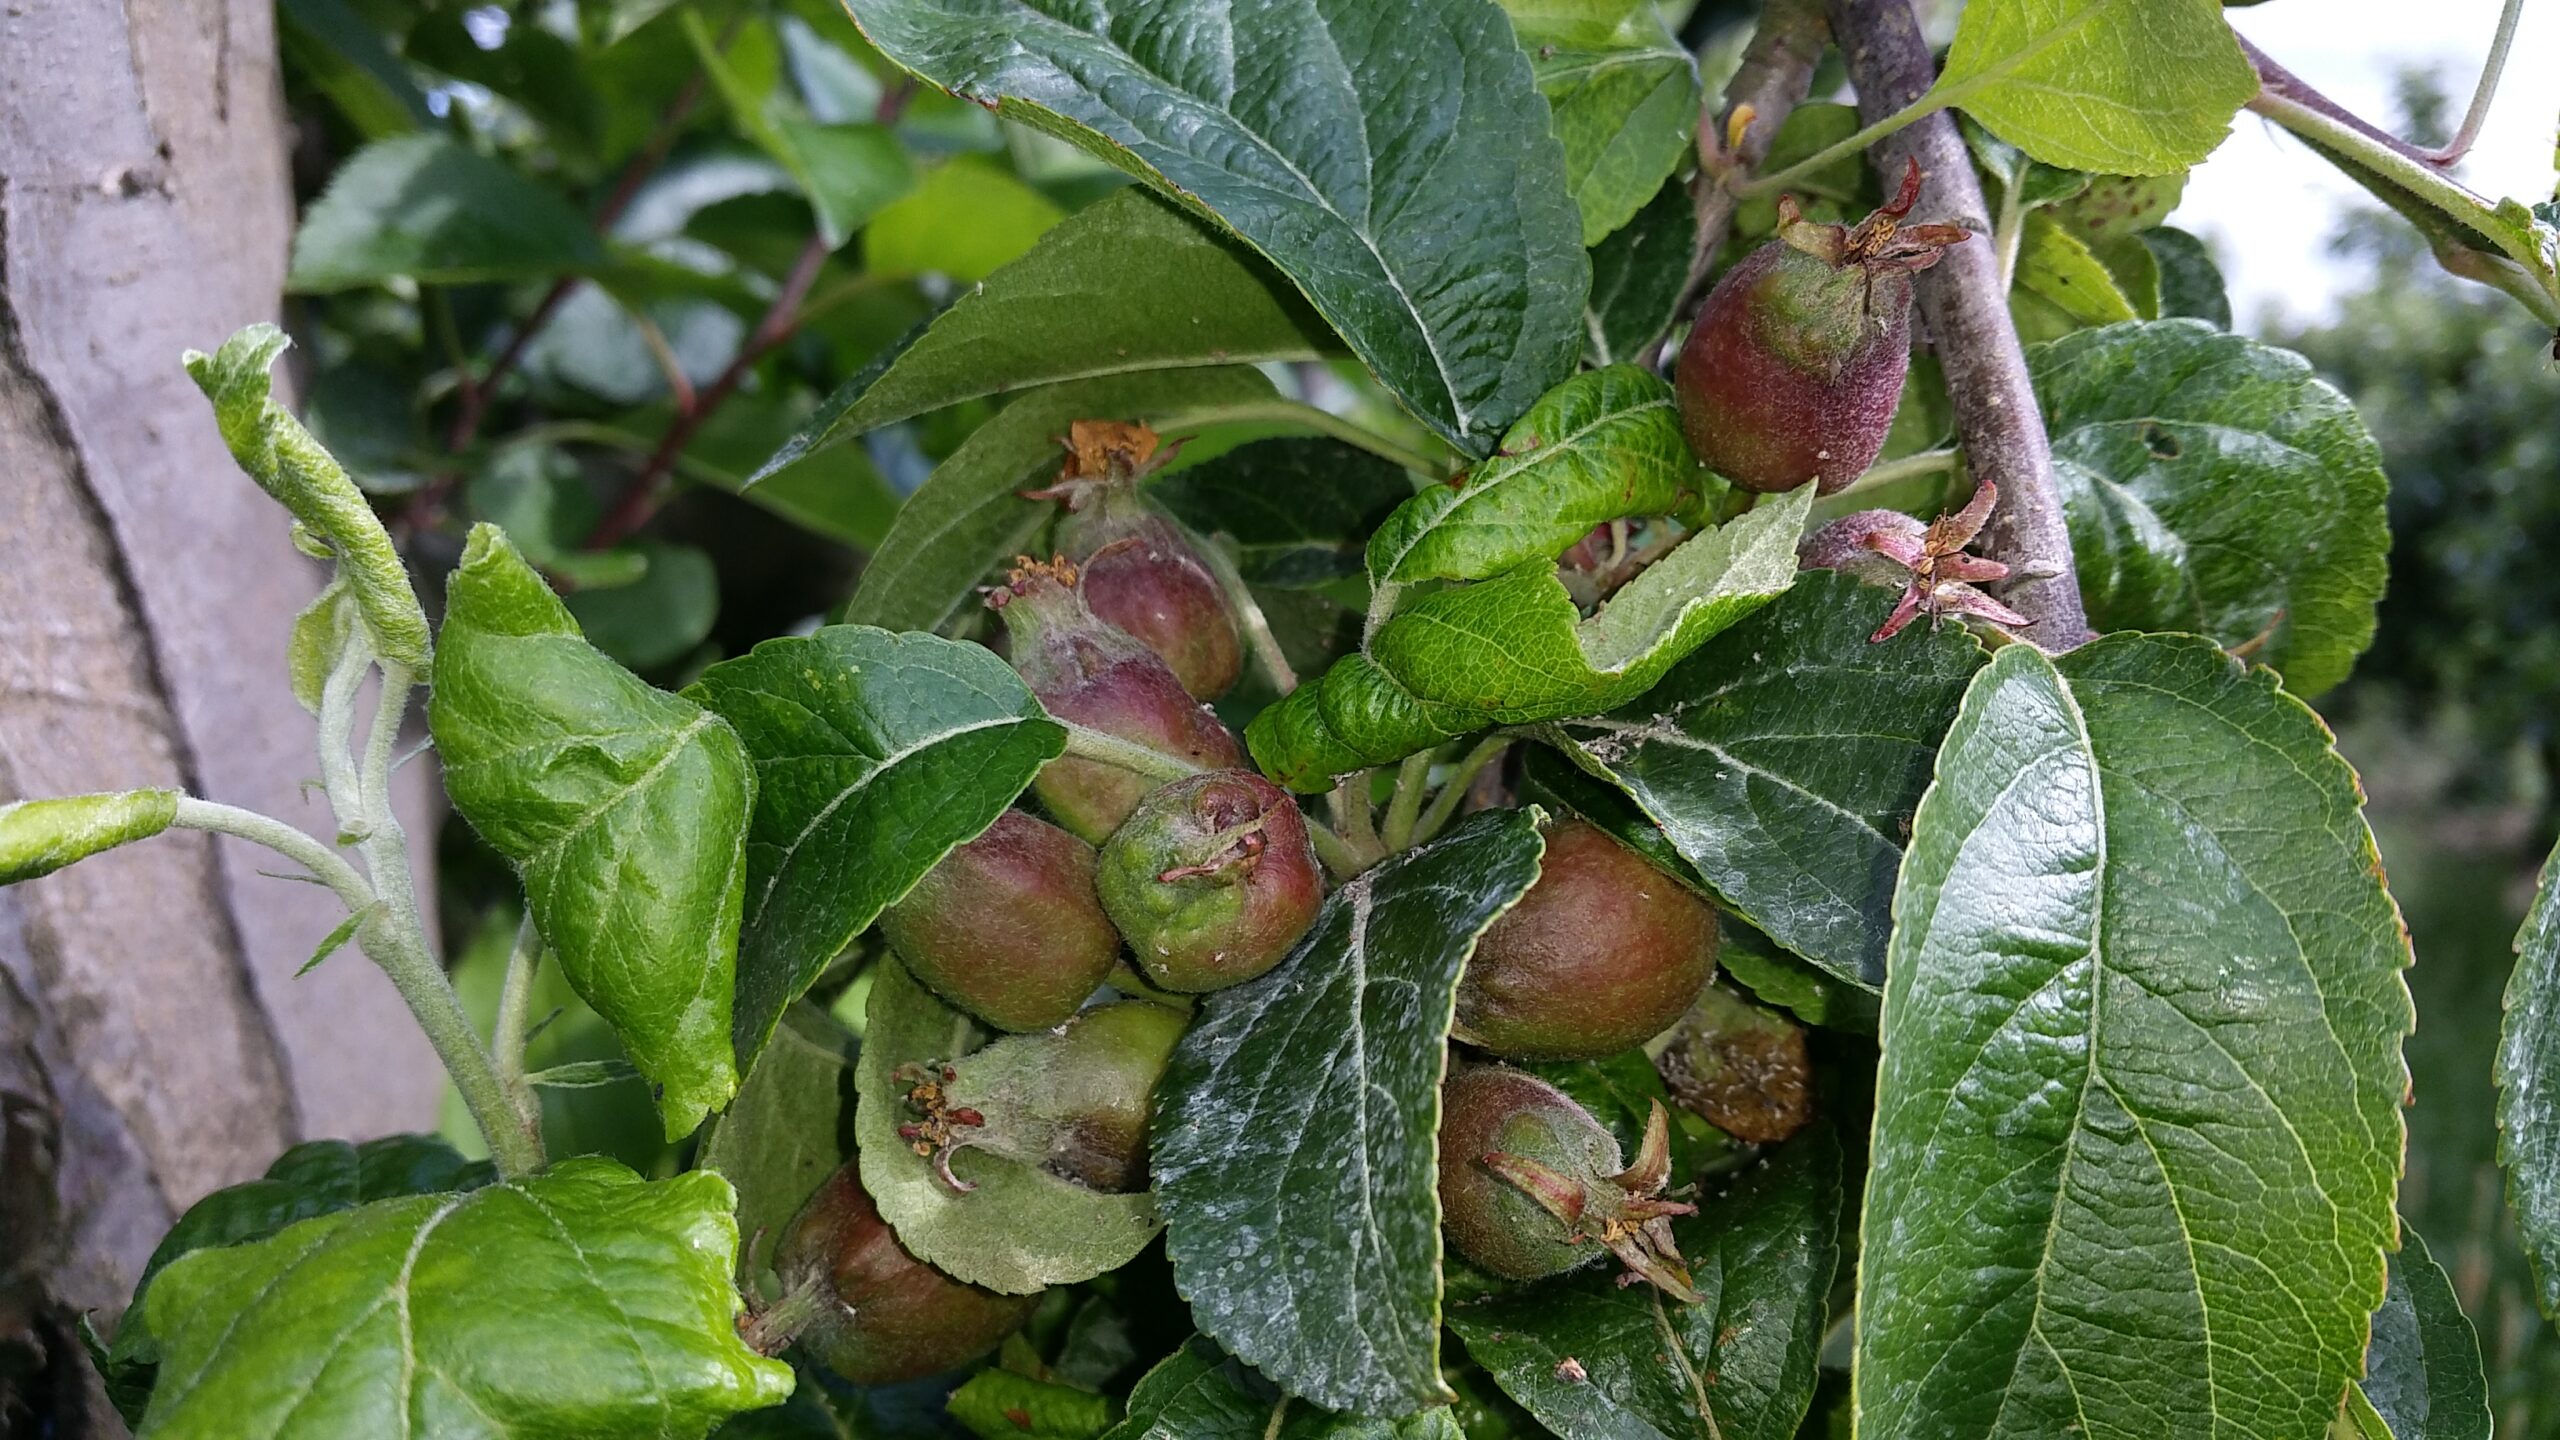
1825,0 -> 2091,648
1674,0 -> 1830,323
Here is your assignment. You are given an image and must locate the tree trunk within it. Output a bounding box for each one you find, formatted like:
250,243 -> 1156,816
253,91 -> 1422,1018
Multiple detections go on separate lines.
0,0 -> 444,1428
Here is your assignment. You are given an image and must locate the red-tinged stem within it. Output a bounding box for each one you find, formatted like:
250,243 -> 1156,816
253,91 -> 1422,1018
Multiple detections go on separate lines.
1825,0 -> 2091,649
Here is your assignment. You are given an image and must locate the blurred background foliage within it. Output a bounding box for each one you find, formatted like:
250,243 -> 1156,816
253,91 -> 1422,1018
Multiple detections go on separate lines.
268,4 -> 2560,1433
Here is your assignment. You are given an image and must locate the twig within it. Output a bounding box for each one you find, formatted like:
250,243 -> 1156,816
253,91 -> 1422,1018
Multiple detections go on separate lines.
1826,0 -> 2089,649
1670,0 -> 1829,335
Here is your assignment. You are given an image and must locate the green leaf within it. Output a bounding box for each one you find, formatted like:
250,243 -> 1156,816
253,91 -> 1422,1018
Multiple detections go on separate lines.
286,134 -> 604,291
563,541 -> 722,672
756,188 -> 1339,481
1448,1124 -> 1842,1440
136,1159 -> 792,1439
688,626 -> 1065,1070
1856,634 -> 2410,1440
186,325 -> 431,668
1717,914 -> 1878,1033
1583,180 -> 1697,368
2010,210 -> 2140,341
855,956 -> 1161,1293
2338,1391 -> 2396,1440
1367,366 -> 1707,586
430,525 -> 755,1137
2054,171 -> 2190,242
843,367 -> 1276,635
699,1003 -> 860,1268
278,0 -> 430,138
1106,1338 -> 1465,1439
865,156 -> 1069,284
2360,1228 -> 2492,1440
1250,487 -> 1811,792
1502,0 -> 1702,245
2500,836 -> 2560,1319
0,790 -> 179,885
286,578 -> 359,715
948,1369 -> 1116,1439
295,903 -> 374,977
1150,439 -> 1417,589
1963,114 -> 2092,212
1933,0 -> 2257,174
1157,809 -> 1547,1415
683,10 -> 916,246
1544,569 -> 1983,986
840,0 -> 1588,457
2138,226 -> 2233,327
522,1059 -> 644,1089
2034,319 -> 2390,696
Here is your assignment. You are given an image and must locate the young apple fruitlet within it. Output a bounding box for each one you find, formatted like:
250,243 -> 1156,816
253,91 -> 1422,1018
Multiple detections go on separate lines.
1798,479 -> 2030,641
1026,420 -> 1245,700
1655,978 -> 1814,1143
1096,769 -> 1323,992
989,556 -> 1243,842
1675,159 -> 1967,494
1454,819 -> 1719,1060
744,1162 -> 1038,1384
1437,1065 -> 1698,1299
895,1000 -> 1188,1193
879,810 -> 1122,1032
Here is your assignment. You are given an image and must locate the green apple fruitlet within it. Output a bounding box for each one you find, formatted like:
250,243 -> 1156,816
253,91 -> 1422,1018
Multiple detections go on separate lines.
880,810 -> 1122,1033
1096,769 -> 1323,992
1453,819 -> 1719,1060
1025,419 -> 1245,701
1675,159 -> 1967,494
1437,1065 -> 1698,1299
988,555 -> 1243,843
894,999 -> 1188,1193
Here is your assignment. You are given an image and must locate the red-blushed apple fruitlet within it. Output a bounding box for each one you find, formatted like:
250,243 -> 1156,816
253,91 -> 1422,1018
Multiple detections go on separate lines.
1025,420 -> 1245,700
1655,978 -> 1814,1143
741,1161 -> 1037,1383
879,810 -> 1122,1033
1437,1065 -> 1698,1299
1095,769 -> 1323,992
1797,479 -> 2031,642
1453,819 -> 1719,1060
988,556 -> 1242,843
896,1000 -> 1188,1193
1675,158 -> 1967,494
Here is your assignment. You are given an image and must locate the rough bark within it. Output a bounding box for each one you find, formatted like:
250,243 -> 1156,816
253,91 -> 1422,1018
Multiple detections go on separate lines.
0,0 -> 444,1425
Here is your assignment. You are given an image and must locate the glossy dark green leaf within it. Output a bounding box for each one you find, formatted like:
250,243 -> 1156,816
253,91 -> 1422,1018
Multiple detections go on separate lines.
2140,225 -> 2232,327
286,135 -> 604,291
1250,487 -> 1810,792
2360,1228 -> 2492,1440
278,0 -> 430,137
2035,319 -> 2390,696
1367,365 -> 1707,586
136,1159 -> 792,1439
758,189 -> 1340,481
2500,837 -> 2560,1318
840,0 -> 1588,456
843,368 -> 1277,635
855,957 -> 1161,1293
1933,0 -> 2256,174
1156,809 -> 1547,1415
1717,913 -> 1879,1033
1857,635 -> 2411,1440
689,625 -> 1064,1070
1105,1337 -> 1465,1440
1150,438 -> 1417,589
1448,1124 -> 1842,1440
0,790 -> 179,885
1583,180 -> 1696,368
948,1369 -> 1115,1439
430,526 -> 755,1137
1546,570 -> 1984,988
698,1003 -> 860,1265
1503,0 -> 1701,245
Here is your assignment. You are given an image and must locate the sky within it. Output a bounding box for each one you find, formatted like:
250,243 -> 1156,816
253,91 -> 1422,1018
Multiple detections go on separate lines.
2184,0 -> 2559,329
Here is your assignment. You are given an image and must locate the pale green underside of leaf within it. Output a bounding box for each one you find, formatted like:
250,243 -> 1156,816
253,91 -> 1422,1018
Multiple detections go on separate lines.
287,133 -> 604,291
1366,364 -> 1707,585
857,957 -> 1162,1294
843,367 -> 1277,636
1501,0 -> 1701,245
687,625 -> 1064,1071
430,526 -> 753,1138
838,0 -> 1589,456
1935,0 -> 2257,175
2359,1227 -> 2492,1440
2034,320 -> 2389,697
1154,809 -> 1547,1416
1550,570 -> 1985,990
137,1160 -> 791,1439
697,1004 -> 860,1272
1449,1123 -> 1842,1440
1249,487 -> 1810,792
1857,634 -> 2411,1440
1105,1337 -> 1463,1440
756,188 -> 1339,482
2499,838 -> 2560,1319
